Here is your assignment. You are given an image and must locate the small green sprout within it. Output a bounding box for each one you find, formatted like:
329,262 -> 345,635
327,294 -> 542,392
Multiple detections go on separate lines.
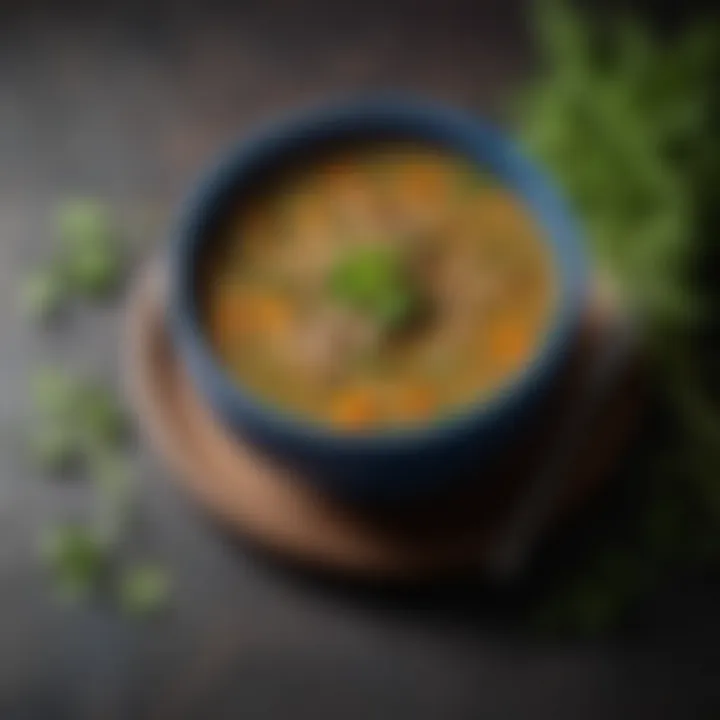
56,199 -> 124,297
57,200 -> 114,251
118,564 -> 171,617
30,368 -> 79,418
66,244 -> 124,296
328,244 -> 421,330
41,525 -> 108,603
28,423 -> 81,472
19,267 -> 68,321
27,369 -> 128,472
90,449 -> 136,546
76,383 -> 128,448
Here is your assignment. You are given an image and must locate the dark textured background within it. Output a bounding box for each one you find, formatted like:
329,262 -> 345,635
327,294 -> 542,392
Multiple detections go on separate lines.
0,1 -> 718,718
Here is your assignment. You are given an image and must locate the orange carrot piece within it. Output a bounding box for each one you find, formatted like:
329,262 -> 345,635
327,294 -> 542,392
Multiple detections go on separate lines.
392,382 -> 438,421
400,161 -> 450,202
488,320 -> 532,367
255,295 -> 292,335
210,292 -> 256,343
210,290 -> 292,348
328,386 -> 380,430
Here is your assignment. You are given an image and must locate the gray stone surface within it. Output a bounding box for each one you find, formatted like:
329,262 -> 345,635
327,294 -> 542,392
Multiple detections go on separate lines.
0,1 -> 718,718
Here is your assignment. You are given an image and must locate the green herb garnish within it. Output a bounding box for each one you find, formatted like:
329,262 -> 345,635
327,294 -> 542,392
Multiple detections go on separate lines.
22,199 -> 171,618
41,524 -> 109,603
19,267 -> 68,321
29,423 -> 81,472
118,564 -> 171,617
328,244 -> 421,329
19,199 -> 126,324
28,369 -> 128,467
58,200 -> 124,296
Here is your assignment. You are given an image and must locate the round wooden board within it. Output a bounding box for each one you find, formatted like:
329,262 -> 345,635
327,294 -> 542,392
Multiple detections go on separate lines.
123,262 -> 643,581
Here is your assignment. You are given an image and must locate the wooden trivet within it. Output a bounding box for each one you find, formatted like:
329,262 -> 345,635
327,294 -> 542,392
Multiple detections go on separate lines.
123,261 -> 643,581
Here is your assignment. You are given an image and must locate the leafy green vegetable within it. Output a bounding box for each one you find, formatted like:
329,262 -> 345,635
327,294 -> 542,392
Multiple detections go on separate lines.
28,369 -> 82,469
118,564 -> 171,617
41,525 -> 109,602
31,368 -> 80,419
66,245 -> 124,296
23,200 -> 170,618
328,244 -> 421,329
57,199 -> 124,296
90,449 -> 136,546
519,2 -> 717,325
29,423 -> 81,472
58,200 -> 114,252
19,267 -> 68,321
75,382 -> 128,448
19,198 -> 127,323
517,0 -> 720,634
28,369 -> 128,472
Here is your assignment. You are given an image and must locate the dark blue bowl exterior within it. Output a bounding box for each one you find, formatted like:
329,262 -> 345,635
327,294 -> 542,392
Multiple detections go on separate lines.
169,99 -> 589,503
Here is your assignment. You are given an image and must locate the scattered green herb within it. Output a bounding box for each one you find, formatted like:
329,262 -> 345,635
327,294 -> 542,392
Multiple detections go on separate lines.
19,199 -> 125,323
19,267 -> 68,321
58,200 -> 115,251
41,524 -> 109,603
30,367 -> 80,418
28,422 -> 81,472
58,200 -> 124,297
27,368 -> 128,471
75,382 -> 129,449
90,449 -> 136,546
118,564 -> 171,617
22,199 -> 170,618
65,244 -> 124,297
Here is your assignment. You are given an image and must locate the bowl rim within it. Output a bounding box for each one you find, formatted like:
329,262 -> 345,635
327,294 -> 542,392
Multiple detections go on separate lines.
169,95 -> 589,452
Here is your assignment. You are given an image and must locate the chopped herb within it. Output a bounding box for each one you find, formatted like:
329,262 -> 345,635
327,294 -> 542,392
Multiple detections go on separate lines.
90,449 -> 136,546
24,199 -> 170,618
66,245 -> 124,296
28,369 -> 128,474
57,199 -> 124,296
30,368 -> 79,419
328,244 -> 422,330
118,564 -> 171,617
75,383 -> 128,448
28,423 -> 81,472
57,200 -> 114,252
41,525 -> 108,603
19,267 -> 68,322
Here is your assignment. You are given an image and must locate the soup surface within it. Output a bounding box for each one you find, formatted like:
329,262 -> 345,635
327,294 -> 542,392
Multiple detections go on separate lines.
202,142 -> 556,430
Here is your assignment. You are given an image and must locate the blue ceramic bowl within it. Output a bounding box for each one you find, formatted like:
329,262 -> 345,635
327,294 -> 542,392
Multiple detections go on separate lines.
169,98 -> 588,504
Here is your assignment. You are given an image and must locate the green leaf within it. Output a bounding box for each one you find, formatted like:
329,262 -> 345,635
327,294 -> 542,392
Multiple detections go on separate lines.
89,449 -> 136,545
28,422 -> 82,472
65,243 -> 124,297
75,383 -> 128,448
328,244 -> 420,329
27,370 -> 129,476
534,0 -> 593,80
118,564 -> 171,617
19,267 -> 68,322
517,1 -> 720,633
57,200 -> 114,251
56,199 -> 125,296
30,368 -> 80,420
41,525 -> 108,602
